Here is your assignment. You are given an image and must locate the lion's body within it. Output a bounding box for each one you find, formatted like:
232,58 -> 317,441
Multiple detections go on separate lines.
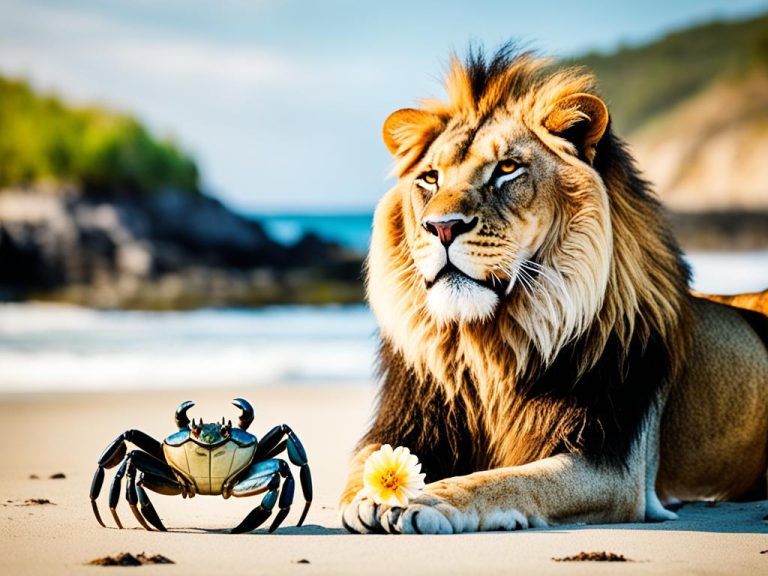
340,46 -> 768,535
658,298 -> 768,502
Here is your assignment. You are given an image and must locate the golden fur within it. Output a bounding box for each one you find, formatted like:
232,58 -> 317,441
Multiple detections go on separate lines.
341,47 -> 768,535
694,290 -> 768,316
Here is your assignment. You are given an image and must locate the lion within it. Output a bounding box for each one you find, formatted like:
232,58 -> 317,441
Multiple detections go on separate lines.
339,46 -> 768,534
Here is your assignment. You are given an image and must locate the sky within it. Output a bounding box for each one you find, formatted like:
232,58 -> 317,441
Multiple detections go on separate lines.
1,0 -> 766,214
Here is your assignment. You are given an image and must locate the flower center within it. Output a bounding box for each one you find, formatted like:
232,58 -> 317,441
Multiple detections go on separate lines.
381,471 -> 400,491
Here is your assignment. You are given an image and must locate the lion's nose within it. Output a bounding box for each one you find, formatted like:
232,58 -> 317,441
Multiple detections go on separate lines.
422,216 -> 478,246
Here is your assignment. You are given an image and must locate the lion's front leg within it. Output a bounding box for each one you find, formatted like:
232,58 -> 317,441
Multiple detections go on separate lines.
345,452 -> 645,534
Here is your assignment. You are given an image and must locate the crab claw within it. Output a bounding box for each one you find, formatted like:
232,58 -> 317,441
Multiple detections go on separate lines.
175,401 -> 195,429
232,398 -> 254,431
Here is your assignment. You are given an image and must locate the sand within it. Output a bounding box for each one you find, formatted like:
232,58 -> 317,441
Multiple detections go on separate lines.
0,385 -> 766,575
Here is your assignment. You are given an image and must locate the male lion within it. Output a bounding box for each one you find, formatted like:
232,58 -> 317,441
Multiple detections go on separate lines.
340,46 -> 768,534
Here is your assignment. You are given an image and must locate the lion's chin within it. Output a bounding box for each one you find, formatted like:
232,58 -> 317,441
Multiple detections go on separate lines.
425,273 -> 499,324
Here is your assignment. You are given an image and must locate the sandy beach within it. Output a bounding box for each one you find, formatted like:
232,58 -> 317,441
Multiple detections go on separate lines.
0,385 -> 766,575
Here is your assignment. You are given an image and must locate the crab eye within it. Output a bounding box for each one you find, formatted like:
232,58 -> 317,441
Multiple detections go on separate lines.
416,170 -> 439,192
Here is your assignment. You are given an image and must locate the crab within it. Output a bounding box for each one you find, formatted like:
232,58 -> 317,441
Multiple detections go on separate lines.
90,398 -> 312,533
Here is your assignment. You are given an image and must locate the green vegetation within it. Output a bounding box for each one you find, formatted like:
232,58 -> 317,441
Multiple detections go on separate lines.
573,12 -> 768,134
0,77 -> 200,195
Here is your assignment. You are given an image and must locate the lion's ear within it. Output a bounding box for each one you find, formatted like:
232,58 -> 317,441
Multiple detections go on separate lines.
382,108 -> 443,157
543,93 -> 609,163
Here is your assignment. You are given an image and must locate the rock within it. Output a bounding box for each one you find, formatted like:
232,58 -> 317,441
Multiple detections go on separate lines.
0,186 -> 364,307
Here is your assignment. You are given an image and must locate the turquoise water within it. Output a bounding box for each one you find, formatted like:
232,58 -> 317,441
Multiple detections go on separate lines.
255,213 -> 373,253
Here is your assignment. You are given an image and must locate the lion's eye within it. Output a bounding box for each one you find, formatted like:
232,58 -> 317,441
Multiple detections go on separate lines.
498,159 -> 518,174
492,159 -> 526,187
423,171 -> 438,184
416,170 -> 439,191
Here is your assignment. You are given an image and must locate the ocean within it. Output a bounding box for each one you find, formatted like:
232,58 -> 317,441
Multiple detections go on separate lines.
258,213 -> 373,254
1,214 -> 766,393
0,305 -> 378,393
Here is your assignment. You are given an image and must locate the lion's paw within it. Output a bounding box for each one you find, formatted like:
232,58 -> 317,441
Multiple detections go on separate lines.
340,492 -> 460,534
342,488 -> 541,535
387,499 -> 461,534
386,495 -> 536,534
340,493 -> 390,534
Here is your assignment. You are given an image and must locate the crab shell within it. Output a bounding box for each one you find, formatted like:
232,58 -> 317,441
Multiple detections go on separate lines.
163,423 -> 257,496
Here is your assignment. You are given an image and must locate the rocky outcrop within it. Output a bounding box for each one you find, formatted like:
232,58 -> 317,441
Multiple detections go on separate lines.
0,187 -> 364,308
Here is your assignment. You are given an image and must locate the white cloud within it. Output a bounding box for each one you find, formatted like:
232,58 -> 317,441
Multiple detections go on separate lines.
108,39 -> 294,87
0,0 -> 297,95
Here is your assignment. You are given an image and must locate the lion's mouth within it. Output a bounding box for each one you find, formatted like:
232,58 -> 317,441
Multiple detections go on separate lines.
425,263 -> 510,296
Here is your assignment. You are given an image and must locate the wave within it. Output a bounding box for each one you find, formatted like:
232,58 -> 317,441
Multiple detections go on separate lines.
684,250 -> 768,294
0,304 -> 378,392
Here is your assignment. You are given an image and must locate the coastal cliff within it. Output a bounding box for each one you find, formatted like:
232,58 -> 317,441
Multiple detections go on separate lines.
578,13 -> 768,213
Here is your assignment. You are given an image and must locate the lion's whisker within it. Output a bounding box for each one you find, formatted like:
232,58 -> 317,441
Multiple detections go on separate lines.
519,267 -> 559,322
515,268 -> 536,301
520,259 -> 573,313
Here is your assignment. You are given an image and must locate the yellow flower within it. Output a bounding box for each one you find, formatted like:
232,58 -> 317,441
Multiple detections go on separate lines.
362,444 -> 426,507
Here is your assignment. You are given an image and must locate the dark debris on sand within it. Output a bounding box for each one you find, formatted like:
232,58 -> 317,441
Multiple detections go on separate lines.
49,472 -> 66,479
23,499 -> 54,506
553,551 -> 629,562
88,553 -> 174,566
294,559 -> 311,564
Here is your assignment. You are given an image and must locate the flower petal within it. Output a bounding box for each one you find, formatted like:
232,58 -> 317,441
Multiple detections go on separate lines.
361,444 -> 426,507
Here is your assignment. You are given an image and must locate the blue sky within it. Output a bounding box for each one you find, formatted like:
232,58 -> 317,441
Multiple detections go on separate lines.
1,0 -> 766,213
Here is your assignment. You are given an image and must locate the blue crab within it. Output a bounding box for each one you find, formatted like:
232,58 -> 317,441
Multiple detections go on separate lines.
90,398 -> 312,533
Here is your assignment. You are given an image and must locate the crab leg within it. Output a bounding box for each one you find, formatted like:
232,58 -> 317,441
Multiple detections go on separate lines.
270,463 -> 296,532
90,430 -> 164,527
108,450 -> 176,529
254,424 -> 313,526
231,473 -> 281,533
228,459 -> 295,533
125,472 -> 152,531
254,427 -> 286,460
135,483 -> 167,532
127,467 -> 182,531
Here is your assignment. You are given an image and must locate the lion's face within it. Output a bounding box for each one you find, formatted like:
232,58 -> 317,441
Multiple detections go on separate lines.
367,55 -> 630,375
404,120 -> 573,324
373,90 -> 611,330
